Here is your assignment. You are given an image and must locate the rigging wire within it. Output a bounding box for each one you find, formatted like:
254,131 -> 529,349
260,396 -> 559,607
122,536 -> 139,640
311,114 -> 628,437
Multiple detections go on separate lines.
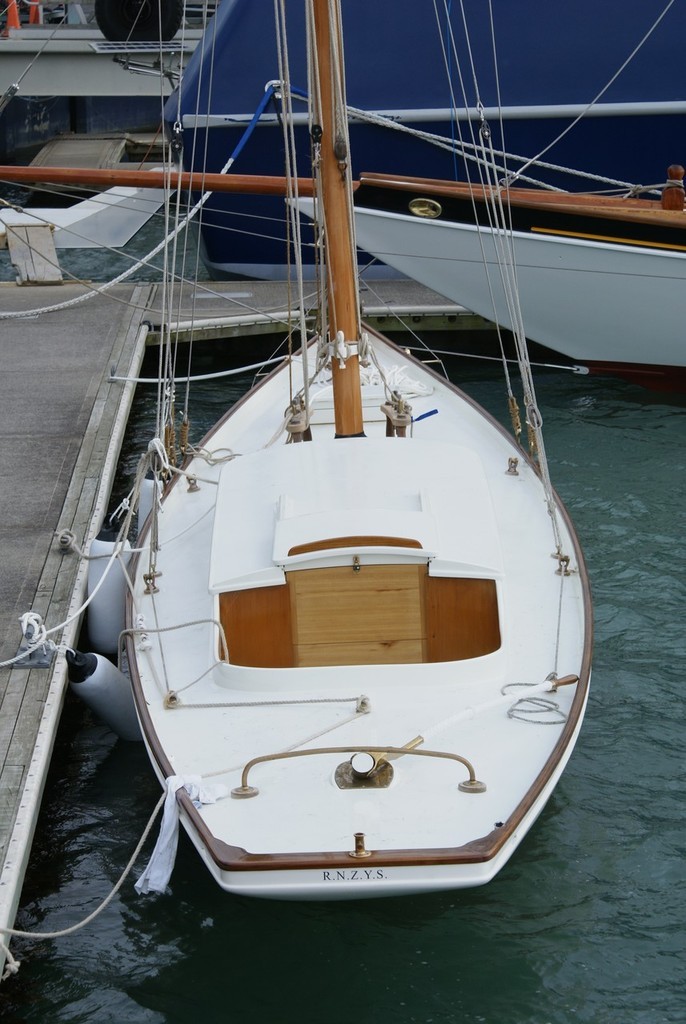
0,12 -> 68,114
431,0 -> 518,400
175,0 -> 222,420
304,0 -> 329,354
511,0 -> 679,185
433,0 -> 566,554
275,0 -> 311,409
0,86 -> 283,322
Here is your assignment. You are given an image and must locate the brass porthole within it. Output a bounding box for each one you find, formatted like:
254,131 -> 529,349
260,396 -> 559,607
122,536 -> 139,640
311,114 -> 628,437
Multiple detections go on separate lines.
408,197 -> 442,219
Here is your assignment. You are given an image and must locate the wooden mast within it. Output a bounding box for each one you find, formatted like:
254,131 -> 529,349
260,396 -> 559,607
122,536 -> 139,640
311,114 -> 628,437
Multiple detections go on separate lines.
311,0 -> 364,437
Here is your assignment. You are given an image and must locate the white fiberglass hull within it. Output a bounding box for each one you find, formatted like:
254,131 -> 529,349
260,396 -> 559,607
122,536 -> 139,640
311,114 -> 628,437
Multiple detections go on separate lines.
353,206 -> 686,371
126,335 -> 591,899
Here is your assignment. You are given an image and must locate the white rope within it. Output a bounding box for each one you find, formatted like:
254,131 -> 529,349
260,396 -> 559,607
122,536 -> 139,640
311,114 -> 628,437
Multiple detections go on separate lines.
109,354 -> 286,385
421,677 -> 570,745
0,534 -> 129,670
124,612 -> 229,692
0,611 -> 60,670
0,791 -> 166,981
0,440 -> 157,670
0,144 -> 250,323
503,683 -> 567,725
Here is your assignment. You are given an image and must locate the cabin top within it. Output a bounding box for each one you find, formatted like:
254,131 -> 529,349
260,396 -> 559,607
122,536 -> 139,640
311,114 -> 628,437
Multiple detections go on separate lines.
208,438 -> 503,593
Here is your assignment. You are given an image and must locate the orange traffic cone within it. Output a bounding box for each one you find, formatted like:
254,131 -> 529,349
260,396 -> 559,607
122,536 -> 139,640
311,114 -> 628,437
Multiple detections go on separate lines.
3,0 -> 21,34
28,0 -> 41,24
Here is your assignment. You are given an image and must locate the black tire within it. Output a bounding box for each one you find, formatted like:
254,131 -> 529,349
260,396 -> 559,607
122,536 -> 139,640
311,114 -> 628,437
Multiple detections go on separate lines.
94,0 -> 184,41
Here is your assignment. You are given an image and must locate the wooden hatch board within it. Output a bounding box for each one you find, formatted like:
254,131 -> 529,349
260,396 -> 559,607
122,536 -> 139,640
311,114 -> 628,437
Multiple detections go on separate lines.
219,563 -> 500,668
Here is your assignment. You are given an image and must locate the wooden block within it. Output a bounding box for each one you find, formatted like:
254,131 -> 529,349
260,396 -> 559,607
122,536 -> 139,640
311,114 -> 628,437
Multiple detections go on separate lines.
6,225 -> 63,285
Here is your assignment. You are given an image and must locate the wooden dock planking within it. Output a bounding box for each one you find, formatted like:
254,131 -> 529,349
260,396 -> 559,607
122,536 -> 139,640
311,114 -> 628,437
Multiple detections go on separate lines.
0,282 -> 153,971
141,278 -> 492,344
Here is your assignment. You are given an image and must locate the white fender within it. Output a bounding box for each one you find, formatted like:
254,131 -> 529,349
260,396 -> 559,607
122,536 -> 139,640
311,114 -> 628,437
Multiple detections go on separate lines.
67,650 -> 141,741
137,471 -> 161,538
87,527 -> 131,655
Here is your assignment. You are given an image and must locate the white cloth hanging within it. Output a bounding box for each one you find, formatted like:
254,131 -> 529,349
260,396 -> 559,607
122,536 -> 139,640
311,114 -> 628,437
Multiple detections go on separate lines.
135,775 -> 228,894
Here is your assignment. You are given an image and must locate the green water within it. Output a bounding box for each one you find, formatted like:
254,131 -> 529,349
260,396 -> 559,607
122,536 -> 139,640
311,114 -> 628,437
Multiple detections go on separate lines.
0,187 -> 209,286
3,355 -> 685,1024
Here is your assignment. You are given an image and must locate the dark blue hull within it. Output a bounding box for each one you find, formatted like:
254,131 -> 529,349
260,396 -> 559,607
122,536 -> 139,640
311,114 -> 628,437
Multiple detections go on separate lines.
1,95 -> 164,163
168,0 -> 686,277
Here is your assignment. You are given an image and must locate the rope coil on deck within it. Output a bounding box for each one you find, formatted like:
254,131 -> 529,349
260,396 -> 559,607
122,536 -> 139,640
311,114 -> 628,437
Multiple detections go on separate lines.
502,682 -> 568,725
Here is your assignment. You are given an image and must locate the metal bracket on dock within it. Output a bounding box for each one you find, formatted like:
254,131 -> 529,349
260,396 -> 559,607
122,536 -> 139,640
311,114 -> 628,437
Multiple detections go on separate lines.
15,633 -> 55,669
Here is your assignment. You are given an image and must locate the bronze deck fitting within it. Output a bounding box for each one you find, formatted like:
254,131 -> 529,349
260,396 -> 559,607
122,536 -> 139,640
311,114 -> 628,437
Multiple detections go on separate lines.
143,570 -> 161,594
350,832 -> 372,859
230,744 -> 486,798
351,734 -> 424,777
549,673 -> 579,690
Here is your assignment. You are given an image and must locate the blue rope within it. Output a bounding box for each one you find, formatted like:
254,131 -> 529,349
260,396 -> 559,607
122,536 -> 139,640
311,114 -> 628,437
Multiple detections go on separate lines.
412,409 -> 439,423
228,84 -> 309,166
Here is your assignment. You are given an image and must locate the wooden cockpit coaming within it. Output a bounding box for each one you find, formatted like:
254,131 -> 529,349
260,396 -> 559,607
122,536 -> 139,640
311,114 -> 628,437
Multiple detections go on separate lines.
218,556 -> 501,668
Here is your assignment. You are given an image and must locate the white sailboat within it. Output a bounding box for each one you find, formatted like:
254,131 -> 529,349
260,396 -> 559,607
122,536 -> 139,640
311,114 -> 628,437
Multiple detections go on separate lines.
121,0 -> 591,899
352,172 -> 686,391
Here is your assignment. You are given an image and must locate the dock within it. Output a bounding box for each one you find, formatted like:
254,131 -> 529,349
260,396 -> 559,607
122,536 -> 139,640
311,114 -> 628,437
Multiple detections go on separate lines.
0,276 -> 489,972
0,280 -> 153,971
